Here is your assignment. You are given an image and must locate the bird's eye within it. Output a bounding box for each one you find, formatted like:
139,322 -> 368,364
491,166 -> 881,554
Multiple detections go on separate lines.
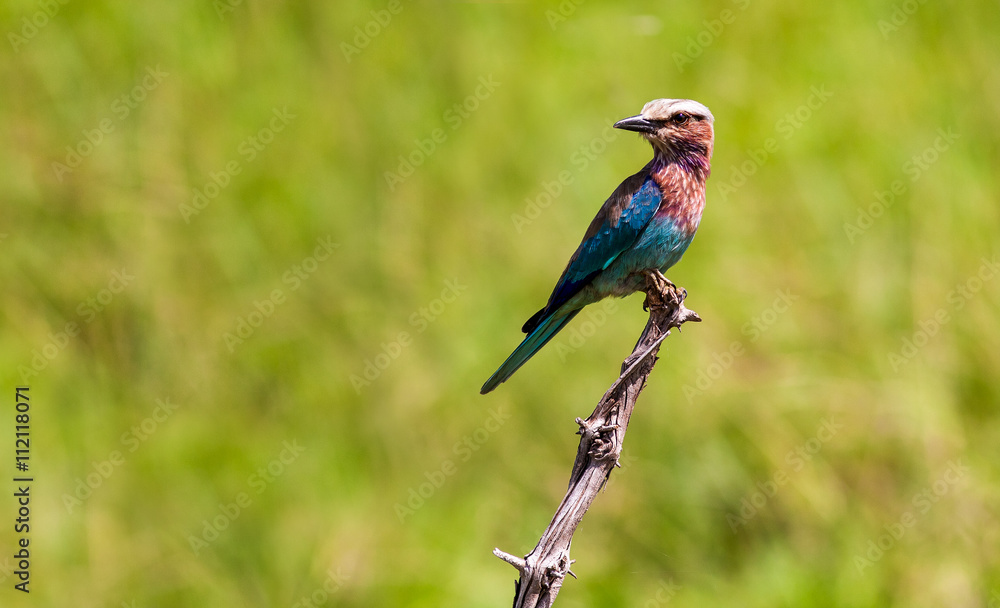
672,113 -> 690,125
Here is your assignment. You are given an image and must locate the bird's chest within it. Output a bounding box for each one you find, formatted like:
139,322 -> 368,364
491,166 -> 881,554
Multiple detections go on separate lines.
650,166 -> 706,234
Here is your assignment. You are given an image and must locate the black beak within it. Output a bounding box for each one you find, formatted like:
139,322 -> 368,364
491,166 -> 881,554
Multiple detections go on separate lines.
613,115 -> 658,134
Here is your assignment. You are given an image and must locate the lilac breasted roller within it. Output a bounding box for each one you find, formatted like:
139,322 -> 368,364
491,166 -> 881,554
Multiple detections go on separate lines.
482,99 -> 714,394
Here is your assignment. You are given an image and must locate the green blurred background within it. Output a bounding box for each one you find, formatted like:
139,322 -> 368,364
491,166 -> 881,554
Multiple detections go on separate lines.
2,0 -> 999,606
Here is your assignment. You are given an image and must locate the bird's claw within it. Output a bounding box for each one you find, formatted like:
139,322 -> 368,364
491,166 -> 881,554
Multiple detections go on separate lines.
643,270 -> 683,309
666,284 -> 686,306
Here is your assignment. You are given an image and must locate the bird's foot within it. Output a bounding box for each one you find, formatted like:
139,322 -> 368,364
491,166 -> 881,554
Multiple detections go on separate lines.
642,270 -> 683,310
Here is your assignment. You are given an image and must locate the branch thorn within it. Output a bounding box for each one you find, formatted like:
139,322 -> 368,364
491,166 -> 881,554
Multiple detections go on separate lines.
494,548 -> 527,573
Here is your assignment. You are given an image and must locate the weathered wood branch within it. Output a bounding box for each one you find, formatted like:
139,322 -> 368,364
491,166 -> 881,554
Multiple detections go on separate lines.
494,271 -> 701,608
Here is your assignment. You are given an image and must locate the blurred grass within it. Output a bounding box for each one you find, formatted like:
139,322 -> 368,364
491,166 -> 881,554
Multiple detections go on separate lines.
1,0 -> 999,606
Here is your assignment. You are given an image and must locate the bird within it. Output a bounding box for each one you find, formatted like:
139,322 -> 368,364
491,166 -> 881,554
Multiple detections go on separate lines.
481,98 -> 714,394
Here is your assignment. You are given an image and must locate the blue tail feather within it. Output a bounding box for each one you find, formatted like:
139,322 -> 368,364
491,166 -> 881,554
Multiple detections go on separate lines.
480,309 -> 580,394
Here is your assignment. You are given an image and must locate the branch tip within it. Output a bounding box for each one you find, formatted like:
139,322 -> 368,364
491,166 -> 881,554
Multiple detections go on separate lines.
493,548 -> 527,573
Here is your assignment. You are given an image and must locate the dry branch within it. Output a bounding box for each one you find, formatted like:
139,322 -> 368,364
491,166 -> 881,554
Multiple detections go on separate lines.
494,271 -> 701,608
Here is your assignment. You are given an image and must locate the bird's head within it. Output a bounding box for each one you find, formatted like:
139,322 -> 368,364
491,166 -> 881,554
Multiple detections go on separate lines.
614,99 -> 714,162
